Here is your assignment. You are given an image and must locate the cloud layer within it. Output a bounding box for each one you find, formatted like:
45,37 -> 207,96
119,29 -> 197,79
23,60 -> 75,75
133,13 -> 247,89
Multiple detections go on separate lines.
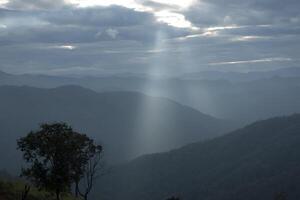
0,0 -> 299,75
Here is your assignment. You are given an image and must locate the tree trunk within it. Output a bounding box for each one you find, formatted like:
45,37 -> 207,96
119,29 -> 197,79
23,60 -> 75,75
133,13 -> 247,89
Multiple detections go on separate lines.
21,185 -> 30,200
56,189 -> 60,200
75,182 -> 79,197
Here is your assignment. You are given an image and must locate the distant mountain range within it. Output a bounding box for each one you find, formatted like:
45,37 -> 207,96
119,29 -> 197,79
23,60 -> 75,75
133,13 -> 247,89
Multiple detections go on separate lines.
0,85 -> 234,172
2,67 -> 300,86
1,68 -> 300,123
93,114 -> 300,200
181,67 -> 300,81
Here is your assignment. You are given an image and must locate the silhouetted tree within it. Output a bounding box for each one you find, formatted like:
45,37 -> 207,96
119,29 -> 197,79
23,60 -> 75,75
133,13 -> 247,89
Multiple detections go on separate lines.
67,132 -> 101,198
17,122 -> 102,200
76,144 -> 103,200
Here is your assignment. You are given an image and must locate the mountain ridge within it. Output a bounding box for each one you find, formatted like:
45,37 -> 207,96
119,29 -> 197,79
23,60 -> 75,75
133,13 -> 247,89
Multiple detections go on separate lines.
1,69 -> 300,124
0,85 -> 234,172
93,114 -> 300,200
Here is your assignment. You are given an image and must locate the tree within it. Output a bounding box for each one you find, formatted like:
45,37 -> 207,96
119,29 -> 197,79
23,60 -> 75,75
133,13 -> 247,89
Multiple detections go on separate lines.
76,144 -> 103,200
67,132 -> 100,198
17,122 -> 102,200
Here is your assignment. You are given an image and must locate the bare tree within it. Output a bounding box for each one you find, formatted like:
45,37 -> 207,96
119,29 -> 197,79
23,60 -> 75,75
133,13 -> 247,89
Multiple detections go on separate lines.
76,145 -> 104,200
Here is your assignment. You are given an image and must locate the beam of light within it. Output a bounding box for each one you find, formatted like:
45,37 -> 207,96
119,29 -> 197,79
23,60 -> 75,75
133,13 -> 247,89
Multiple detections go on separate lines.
132,31 -> 174,157
164,36 -> 221,119
209,57 -> 293,66
132,29 -> 219,157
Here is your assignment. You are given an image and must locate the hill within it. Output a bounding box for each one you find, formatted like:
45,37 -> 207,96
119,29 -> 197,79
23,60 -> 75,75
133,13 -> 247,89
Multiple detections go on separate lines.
181,67 -> 300,81
93,114 -> 300,200
1,70 -> 300,123
0,85 -> 233,172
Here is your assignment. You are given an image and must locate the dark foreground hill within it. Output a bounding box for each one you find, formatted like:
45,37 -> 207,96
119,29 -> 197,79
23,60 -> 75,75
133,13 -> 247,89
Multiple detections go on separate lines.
0,179 -> 75,200
0,85 -> 233,171
93,114 -> 300,200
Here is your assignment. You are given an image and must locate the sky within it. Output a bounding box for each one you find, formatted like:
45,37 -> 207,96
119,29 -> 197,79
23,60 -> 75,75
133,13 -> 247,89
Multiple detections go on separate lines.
0,0 -> 299,76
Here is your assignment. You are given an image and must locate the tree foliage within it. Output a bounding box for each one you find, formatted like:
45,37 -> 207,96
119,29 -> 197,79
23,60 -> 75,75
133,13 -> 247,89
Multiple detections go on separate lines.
17,122 -> 103,200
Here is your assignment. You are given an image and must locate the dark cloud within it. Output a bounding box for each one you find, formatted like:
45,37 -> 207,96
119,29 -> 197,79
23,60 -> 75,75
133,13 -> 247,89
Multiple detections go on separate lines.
0,0 -> 299,75
0,5 -> 191,44
41,6 -> 155,27
5,0 -> 67,10
184,0 -> 300,27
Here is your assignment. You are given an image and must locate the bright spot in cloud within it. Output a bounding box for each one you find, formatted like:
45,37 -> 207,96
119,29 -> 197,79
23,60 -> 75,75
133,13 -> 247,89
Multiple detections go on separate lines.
232,35 -> 271,42
150,0 -> 196,8
155,11 -> 196,29
176,31 -> 218,40
52,45 -> 77,50
0,0 -> 8,7
209,57 -> 293,66
206,25 -> 242,31
0,24 -> 7,29
106,28 -> 119,39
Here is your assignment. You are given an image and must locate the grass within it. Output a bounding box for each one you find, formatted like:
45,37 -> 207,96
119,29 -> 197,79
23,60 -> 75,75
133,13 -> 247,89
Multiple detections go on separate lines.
0,180 -> 77,200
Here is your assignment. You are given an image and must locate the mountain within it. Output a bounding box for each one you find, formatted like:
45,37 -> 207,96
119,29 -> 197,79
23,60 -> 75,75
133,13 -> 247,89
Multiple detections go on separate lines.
1,70 -> 300,123
2,67 -> 300,86
0,70 -> 76,88
93,114 -> 300,200
181,67 -> 300,81
0,85 -> 234,172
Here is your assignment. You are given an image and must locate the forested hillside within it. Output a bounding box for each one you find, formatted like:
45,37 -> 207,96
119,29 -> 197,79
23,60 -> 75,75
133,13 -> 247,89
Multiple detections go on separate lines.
93,114 -> 300,200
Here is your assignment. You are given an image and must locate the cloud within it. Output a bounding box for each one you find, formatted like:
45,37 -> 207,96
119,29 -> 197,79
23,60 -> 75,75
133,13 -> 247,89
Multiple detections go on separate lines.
0,5 -> 193,45
105,28 -> 119,39
209,57 -> 293,66
5,0 -> 67,10
231,35 -> 272,42
51,45 -> 77,50
0,0 -> 300,75
184,0 -> 300,27
41,6 -> 155,27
